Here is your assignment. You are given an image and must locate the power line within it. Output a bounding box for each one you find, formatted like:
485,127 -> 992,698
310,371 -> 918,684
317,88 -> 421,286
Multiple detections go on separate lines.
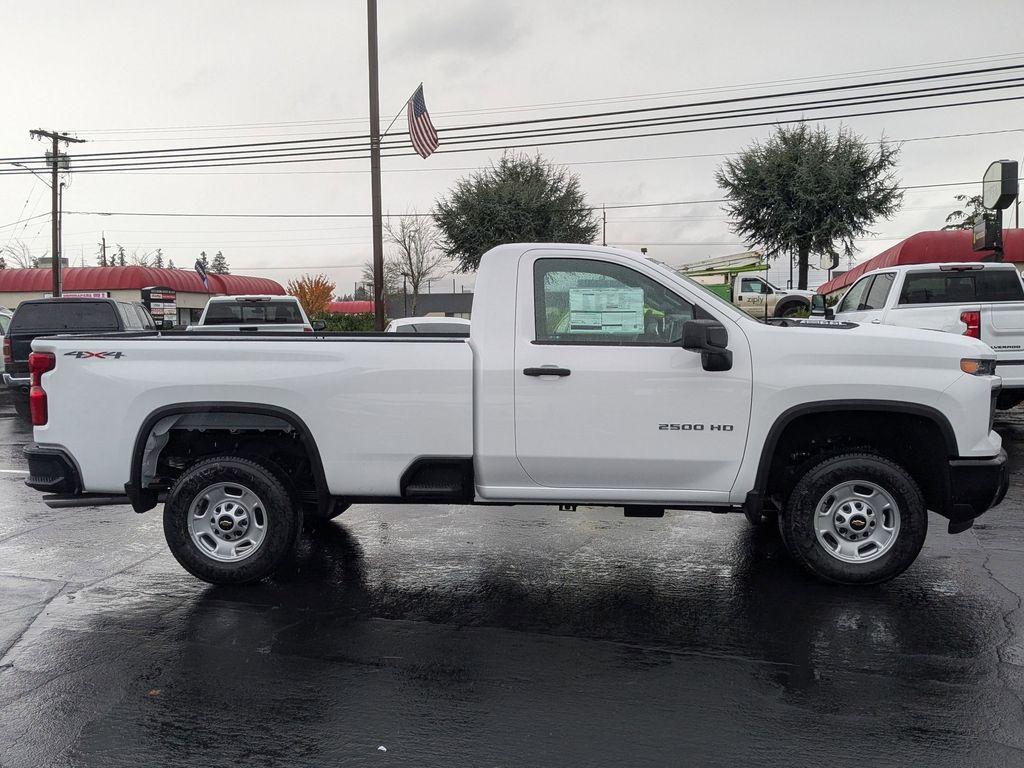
6,91 -> 1024,177
67,50 -> 1024,138
4,62 -> 1023,170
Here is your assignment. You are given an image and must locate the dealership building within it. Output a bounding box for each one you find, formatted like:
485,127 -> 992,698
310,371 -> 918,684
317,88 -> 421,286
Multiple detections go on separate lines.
0,266 -> 285,327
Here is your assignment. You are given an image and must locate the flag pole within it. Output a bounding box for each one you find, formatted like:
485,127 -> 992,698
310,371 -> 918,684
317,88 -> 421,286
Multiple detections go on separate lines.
381,83 -> 420,140
367,0 -> 386,331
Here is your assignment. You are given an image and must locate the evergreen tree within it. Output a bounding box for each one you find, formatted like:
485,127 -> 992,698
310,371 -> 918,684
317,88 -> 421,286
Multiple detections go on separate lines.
0,255 -> 6,270
153,248 -> 165,268
716,123 -> 902,289
199,251 -> 210,270
168,258 -> 176,269
116,245 -> 127,267
210,250 -> 230,274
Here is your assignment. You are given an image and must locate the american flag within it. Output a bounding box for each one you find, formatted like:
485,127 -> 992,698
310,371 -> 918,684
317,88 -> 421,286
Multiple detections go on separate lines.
407,84 -> 439,159
194,259 -> 209,289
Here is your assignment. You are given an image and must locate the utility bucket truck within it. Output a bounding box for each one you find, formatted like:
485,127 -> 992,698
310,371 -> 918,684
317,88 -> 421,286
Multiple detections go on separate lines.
677,251 -> 814,319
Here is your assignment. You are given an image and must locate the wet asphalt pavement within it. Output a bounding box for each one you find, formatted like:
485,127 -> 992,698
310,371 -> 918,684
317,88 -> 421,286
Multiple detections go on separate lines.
1,394 -> 1023,767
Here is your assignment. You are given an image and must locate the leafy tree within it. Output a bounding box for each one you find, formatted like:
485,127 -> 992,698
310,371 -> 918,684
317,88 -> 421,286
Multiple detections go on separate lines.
153,249 -> 165,268
116,245 -> 127,267
210,250 -> 230,274
433,152 -> 600,272
942,194 -> 986,231
384,214 -> 449,314
716,123 -> 902,289
287,273 -> 336,317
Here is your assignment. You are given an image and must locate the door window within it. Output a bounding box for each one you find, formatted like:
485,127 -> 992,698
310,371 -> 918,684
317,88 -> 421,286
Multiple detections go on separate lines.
862,273 -> 895,310
534,258 -> 698,345
740,277 -> 770,294
837,276 -> 874,313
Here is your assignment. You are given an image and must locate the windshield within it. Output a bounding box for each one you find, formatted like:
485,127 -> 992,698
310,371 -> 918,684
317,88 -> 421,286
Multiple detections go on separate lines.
203,300 -> 304,325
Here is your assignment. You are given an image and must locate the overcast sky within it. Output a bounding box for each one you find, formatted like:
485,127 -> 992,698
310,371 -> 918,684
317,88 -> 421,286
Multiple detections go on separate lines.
1,0 -> 1022,293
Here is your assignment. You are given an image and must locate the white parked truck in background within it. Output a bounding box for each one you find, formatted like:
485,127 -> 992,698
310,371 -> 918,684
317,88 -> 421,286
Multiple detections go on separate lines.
188,295 -> 323,333
23,244 -> 1006,586
677,252 -> 816,318
828,262 -> 1024,409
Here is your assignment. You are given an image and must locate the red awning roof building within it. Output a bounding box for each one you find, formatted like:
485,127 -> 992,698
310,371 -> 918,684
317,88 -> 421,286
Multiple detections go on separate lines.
818,230 -> 1024,294
0,266 -> 283,295
327,300 -> 376,315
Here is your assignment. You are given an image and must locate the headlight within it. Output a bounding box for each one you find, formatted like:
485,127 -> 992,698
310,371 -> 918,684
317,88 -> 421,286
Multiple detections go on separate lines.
961,358 -> 997,376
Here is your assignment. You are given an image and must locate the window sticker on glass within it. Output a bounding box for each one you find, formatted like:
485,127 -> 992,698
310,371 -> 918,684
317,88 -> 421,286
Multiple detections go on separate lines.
568,287 -> 644,334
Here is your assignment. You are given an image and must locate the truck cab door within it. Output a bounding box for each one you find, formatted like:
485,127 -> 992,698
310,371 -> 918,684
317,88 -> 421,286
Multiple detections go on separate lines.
833,273 -> 894,325
512,250 -> 752,500
736,276 -> 772,318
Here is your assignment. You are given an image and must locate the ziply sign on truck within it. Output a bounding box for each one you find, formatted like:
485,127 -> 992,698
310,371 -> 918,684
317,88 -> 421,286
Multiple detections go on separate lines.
22,244 -> 1007,586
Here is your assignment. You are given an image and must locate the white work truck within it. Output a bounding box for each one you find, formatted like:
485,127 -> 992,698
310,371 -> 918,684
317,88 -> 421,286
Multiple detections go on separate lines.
829,262 -> 1024,409
23,244 -> 1007,586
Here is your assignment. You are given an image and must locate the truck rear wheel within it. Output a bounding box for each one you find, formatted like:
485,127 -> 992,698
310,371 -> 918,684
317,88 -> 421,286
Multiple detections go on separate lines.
778,453 -> 927,584
163,456 -> 302,585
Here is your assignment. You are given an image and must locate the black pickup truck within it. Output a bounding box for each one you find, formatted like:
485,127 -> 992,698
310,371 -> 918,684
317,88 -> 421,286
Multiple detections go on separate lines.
3,298 -> 155,421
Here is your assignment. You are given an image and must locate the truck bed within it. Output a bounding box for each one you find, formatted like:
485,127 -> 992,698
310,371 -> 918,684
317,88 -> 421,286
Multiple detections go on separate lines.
30,331 -> 474,496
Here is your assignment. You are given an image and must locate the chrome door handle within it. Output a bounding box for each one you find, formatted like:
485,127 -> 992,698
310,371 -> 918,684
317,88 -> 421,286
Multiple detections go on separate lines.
871,319 -> 881,324
523,366 -> 571,377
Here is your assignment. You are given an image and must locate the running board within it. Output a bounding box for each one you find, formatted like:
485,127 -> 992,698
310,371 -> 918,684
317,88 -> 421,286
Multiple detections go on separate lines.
44,494 -> 132,508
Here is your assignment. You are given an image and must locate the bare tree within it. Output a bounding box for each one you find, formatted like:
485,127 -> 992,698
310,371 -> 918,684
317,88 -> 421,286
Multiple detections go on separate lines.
0,240 -> 43,268
384,213 -> 449,314
360,257 -> 403,300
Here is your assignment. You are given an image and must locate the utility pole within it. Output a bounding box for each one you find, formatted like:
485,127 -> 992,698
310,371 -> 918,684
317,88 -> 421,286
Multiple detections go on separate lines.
29,130 -> 85,297
602,204 -> 607,246
101,233 -> 107,267
366,0 -> 385,331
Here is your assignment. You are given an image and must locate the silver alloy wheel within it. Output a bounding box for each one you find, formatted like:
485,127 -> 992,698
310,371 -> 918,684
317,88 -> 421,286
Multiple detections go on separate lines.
187,482 -> 268,563
813,480 -> 901,564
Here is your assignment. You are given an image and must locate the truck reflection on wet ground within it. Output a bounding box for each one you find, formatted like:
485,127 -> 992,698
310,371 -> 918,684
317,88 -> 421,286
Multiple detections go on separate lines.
0,394 -> 1022,766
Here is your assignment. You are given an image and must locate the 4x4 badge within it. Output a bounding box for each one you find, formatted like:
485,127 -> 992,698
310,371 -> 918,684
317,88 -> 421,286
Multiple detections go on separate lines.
63,351 -> 124,359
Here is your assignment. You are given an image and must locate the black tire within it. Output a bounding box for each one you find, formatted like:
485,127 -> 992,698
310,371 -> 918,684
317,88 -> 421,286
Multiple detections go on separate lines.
163,455 -> 302,585
776,301 -> 807,318
778,452 -> 927,585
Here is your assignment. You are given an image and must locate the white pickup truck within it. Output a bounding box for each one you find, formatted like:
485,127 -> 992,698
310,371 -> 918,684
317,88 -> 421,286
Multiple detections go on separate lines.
22,244 -> 1006,586
829,262 -> 1024,409
188,295 -> 323,333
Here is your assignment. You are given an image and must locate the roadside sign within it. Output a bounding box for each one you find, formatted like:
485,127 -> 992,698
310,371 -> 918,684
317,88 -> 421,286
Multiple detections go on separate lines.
972,214 -> 1000,252
142,286 -> 178,328
982,160 -> 1019,210
43,291 -> 110,298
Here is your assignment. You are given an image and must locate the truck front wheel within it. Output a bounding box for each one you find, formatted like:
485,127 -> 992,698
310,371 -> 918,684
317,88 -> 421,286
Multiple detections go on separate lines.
779,453 -> 927,584
163,456 -> 302,584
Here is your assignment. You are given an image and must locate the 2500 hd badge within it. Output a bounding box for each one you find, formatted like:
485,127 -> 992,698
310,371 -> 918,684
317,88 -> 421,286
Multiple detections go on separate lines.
658,423 -> 735,431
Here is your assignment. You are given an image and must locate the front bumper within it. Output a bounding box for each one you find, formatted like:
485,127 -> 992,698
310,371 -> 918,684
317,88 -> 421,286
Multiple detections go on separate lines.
24,443 -> 81,494
945,449 -> 1008,533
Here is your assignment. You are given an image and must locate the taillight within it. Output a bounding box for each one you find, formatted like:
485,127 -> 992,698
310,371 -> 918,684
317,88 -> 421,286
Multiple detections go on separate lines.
303,326 -> 312,333
961,310 -> 981,339
2,337 -> 11,365
28,352 -> 55,426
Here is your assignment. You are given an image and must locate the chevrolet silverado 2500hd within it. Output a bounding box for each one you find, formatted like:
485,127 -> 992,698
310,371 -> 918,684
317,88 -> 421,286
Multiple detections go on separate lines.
22,244 -> 1007,586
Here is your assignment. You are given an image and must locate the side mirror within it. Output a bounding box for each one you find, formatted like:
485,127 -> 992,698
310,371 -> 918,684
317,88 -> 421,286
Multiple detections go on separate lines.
810,294 -> 834,320
681,319 -> 733,372
311,319 -> 327,332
